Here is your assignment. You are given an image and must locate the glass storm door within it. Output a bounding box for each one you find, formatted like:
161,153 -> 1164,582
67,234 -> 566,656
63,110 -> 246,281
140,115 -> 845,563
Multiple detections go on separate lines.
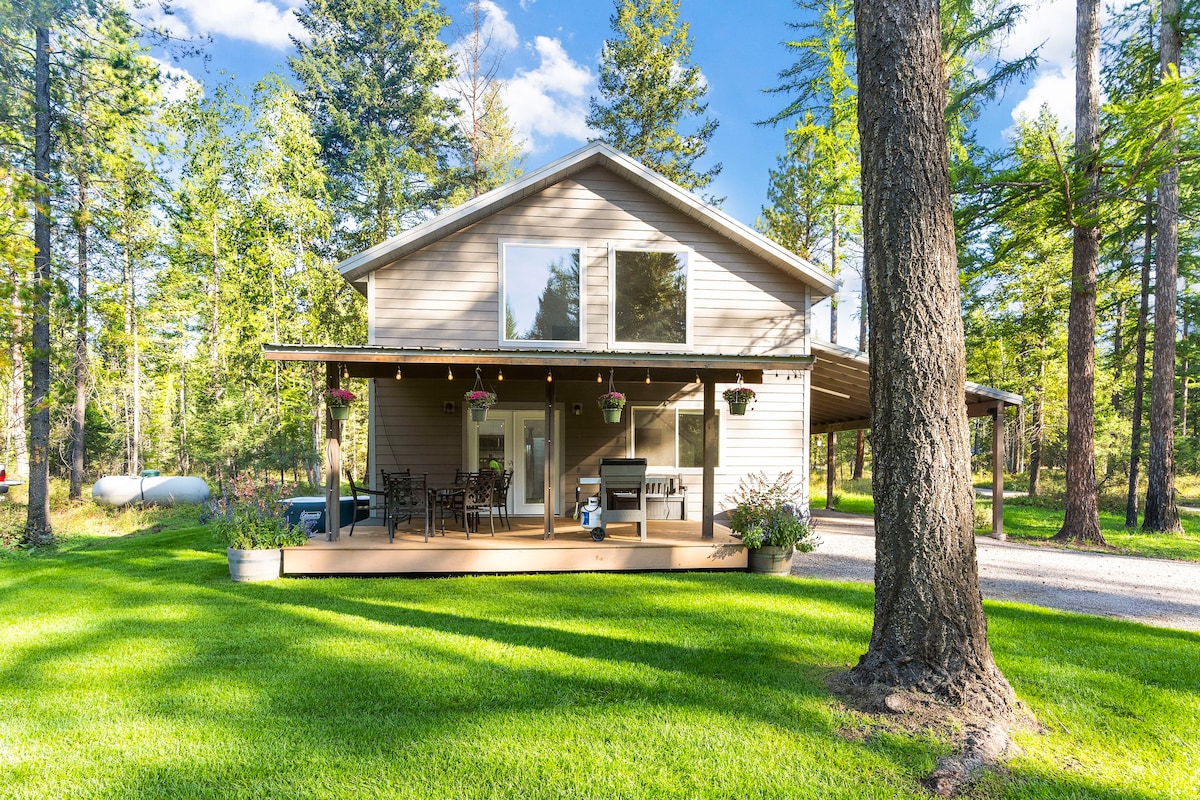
468,408 -> 561,517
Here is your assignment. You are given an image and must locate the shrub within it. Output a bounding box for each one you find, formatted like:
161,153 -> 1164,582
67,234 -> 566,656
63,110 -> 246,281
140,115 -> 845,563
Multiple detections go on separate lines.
726,471 -> 819,551
207,473 -> 306,550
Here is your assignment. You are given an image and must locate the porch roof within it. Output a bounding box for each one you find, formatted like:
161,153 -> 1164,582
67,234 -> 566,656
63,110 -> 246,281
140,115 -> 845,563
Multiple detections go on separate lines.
262,344 -> 816,384
808,340 -> 1023,434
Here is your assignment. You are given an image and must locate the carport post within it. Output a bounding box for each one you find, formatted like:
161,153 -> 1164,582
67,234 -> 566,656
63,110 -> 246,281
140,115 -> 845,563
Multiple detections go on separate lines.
702,379 -> 715,539
991,401 -> 1005,541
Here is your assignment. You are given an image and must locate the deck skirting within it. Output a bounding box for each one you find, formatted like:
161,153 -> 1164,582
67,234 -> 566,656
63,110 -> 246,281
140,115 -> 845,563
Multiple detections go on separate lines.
282,518 -> 746,575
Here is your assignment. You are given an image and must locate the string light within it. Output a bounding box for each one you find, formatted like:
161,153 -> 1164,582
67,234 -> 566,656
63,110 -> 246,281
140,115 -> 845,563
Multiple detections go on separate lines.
645,369 -> 651,384
546,369 -> 553,382
447,367 -> 454,380
597,372 -> 603,383
340,363 -> 349,379
694,372 -> 701,384
497,368 -> 504,381
395,366 -> 402,380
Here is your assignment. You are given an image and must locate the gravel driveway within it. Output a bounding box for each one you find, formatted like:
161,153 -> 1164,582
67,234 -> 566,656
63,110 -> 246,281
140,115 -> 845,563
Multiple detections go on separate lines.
795,509 -> 1200,632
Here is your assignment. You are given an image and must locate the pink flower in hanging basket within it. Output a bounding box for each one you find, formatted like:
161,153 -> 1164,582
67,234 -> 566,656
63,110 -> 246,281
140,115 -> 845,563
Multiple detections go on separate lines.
324,388 -> 357,407
464,390 -> 497,409
597,391 -> 626,410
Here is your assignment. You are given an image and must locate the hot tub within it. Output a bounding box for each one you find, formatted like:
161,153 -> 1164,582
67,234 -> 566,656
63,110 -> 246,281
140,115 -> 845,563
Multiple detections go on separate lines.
280,496 -> 369,532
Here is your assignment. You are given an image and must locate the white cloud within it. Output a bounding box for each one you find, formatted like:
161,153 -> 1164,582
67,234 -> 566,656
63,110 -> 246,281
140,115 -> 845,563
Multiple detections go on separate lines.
150,57 -> 202,103
502,35 -> 594,149
1009,67 -> 1075,129
1000,0 -> 1139,136
135,0 -> 305,50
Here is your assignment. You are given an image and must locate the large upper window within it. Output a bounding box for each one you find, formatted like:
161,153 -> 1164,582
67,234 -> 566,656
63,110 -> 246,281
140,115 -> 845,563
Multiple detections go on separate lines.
501,242 -> 582,344
632,406 -> 716,469
612,250 -> 689,346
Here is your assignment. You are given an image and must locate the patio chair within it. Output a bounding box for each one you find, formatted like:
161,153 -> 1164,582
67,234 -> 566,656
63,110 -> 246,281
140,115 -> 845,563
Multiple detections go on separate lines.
385,472 -> 428,543
489,469 -> 513,529
345,469 -> 389,536
445,471 -> 496,540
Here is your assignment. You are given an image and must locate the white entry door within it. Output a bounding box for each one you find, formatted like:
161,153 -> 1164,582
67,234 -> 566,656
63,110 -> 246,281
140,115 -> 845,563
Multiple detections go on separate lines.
468,408 -> 562,516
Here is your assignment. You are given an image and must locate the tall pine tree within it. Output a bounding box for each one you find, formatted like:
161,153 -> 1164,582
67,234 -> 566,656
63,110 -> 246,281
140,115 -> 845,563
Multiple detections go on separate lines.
587,0 -> 720,195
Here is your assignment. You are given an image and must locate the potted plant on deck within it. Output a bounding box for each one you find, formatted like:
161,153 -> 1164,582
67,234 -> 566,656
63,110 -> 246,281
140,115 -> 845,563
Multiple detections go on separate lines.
324,388 -> 356,421
597,391 -> 626,424
465,390 -> 497,422
722,385 -> 755,416
209,474 -> 308,582
727,471 -> 819,575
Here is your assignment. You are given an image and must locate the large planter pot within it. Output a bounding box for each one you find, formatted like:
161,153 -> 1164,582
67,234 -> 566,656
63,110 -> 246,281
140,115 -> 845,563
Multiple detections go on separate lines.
227,547 -> 283,582
469,407 -> 489,422
602,407 -> 623,424
728,401 -> 748,416
747,544 -> 794,575
329,405 -> 350,421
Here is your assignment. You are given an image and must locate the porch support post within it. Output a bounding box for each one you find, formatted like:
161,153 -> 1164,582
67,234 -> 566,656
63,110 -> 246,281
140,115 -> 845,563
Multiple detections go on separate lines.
544,375 -> 555,539
991,401 -> 1005,541
702,378 -> 715,539
325,362 -> 341,542
825,432 -> 836,509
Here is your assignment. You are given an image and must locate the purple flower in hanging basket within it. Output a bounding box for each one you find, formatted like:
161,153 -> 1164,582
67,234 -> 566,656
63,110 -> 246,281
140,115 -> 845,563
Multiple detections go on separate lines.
597,391 -> 626,410
464,390 -> 498,409
324,388 -> 357,407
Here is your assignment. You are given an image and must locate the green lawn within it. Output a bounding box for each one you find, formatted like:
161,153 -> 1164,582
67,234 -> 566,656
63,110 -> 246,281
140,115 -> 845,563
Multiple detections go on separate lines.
1,524 -> 1197,798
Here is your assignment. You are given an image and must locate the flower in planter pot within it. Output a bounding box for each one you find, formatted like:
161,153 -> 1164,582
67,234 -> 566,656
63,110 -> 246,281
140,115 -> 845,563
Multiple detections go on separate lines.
207,474 -> 308,582
324,388 -> 357,407
597,391 -> 626,410
723,385 -> 755,415
324,388 -> 357,420
726,471 -> 819,574
597,391 -> 626,423
464,390 -> 498,409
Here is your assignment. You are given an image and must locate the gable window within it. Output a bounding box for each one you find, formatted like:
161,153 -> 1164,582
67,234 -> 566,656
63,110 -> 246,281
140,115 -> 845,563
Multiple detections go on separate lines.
612,249 -> 690,346
632,406 -> 717,469
500,242 -> 583,344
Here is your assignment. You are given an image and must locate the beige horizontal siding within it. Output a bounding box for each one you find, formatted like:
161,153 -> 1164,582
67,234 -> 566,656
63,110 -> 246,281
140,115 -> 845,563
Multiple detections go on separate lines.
372,166 -> 811,355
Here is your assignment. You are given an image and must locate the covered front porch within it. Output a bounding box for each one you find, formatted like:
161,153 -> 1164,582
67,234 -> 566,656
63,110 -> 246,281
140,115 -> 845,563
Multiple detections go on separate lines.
283,516 -> 746,575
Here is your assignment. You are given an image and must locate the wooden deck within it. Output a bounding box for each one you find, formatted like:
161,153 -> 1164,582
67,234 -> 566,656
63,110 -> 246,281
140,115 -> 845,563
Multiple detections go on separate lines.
283,516 -> 747,576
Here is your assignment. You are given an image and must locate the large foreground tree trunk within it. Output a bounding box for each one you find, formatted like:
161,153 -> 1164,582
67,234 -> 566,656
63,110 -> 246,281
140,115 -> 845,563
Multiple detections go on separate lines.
841,0 -> 1013,717
1144,0 -> 1182,533
1054,0 -> 1105,546
25,25 -> 53,546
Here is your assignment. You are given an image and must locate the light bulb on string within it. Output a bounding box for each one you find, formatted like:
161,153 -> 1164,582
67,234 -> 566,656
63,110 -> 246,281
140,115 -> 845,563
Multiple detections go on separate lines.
395,366 -> 402,380
447,367 -> 454,380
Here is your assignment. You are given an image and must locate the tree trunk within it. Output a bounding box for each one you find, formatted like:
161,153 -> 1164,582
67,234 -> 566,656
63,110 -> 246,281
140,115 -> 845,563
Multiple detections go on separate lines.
5,274 -> 29,478
854,261 -> 868,479
1053,0 -> 1105,546
1182,310 -> 1190,435
24,25 -> 53,546
70,164 -> 89,501
1125,195 -> 1153,528
840,0 -> 1013,717
1144,0 -> 1182,533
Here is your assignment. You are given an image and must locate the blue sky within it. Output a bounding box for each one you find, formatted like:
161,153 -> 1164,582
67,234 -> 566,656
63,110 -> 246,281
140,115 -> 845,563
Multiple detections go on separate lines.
142,0 -> 1089,346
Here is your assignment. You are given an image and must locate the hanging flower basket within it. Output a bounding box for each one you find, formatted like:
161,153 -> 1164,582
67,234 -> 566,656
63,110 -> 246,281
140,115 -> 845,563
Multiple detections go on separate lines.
324,388 -> 356,421
723,386 -> 755,416
598,391 -> 626,424
465,389 -> 497,422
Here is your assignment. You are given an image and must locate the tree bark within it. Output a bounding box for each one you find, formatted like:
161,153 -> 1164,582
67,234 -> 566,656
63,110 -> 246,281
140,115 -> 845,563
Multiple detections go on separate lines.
70,162 -> 89,501
840,0 -> 1013,717
854,255 -> 868,479
1144,0 -> 1182,533
1053,0 -> 1105,546
1125,195 -> 1153,528
24,25 -> 53,546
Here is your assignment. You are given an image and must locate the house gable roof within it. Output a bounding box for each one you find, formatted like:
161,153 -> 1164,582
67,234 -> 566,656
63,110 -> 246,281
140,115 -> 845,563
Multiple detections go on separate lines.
335,142 -> 837,299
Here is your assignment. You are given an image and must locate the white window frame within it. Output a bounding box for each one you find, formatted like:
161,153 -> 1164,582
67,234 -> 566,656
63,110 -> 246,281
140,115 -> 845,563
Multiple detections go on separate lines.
629,403 -> 720,470
608,245 -> 694,350
498,238 -> 587,348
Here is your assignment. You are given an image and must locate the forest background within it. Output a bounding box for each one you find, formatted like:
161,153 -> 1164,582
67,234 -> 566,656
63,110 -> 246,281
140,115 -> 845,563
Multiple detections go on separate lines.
1,0 -> 1196,543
